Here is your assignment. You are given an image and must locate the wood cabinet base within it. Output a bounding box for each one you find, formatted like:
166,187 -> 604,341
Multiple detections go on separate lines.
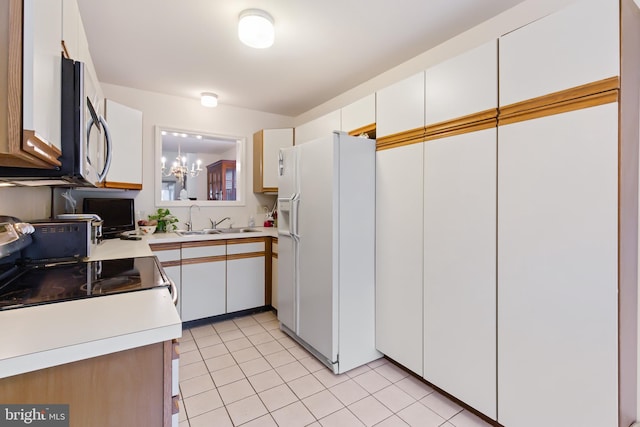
0,343 -> 172,427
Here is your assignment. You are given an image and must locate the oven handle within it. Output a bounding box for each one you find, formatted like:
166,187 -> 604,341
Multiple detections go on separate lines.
168,278 -> 178,306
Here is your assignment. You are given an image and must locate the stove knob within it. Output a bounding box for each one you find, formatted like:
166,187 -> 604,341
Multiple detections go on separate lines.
14,222 -> 35,235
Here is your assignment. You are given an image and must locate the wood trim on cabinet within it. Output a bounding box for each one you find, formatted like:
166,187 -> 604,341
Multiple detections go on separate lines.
101,181 -> 143,190
163,341 -> 173,427
376,127 -> 427,151
181,255 -> 226,265
425,109 -> 498,142
160,259 -> 181,268
182,240 -> 226,249
150,242 -> 182,251
499,77 -> 620,126
348,123 -> 376,138
226,251 -> 265,261
226,237 -> 267,246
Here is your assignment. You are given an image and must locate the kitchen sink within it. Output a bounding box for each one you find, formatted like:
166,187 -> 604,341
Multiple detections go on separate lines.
175,228 -> 258,236
215,228 -> 259,234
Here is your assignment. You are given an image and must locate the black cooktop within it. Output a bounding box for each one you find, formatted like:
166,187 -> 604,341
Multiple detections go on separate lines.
0,256 -> 169,310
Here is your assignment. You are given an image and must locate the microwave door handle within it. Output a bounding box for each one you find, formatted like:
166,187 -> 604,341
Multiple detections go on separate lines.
96,115 -> 113,183
86,97 -> 101,133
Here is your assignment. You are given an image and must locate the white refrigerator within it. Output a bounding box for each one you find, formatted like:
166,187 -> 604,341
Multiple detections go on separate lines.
277,131 -> 381,374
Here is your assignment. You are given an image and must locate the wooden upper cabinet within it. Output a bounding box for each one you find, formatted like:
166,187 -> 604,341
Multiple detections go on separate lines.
341,94 -> 376,138
253,128 -> 293,193
499,0 -> 619,107
425,40 -> 497,127
0,0 -> 63,168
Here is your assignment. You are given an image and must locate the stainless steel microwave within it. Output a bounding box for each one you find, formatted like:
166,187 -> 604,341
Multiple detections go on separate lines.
0,57 -> 112,187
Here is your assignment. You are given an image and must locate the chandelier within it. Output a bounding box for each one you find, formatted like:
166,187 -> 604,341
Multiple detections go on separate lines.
161,145 -> 203,184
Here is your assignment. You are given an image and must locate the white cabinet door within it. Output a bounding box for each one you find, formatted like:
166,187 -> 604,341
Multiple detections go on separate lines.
341,94 -> 375,133
23,0 -> 62,152
497,104 -> 618,427
254,128 -> 293,192
181,259 -> 226,322
423,129 -> 496,419
104,99 -> 143,188
61,0 -> 80,59
150,244 -> 182,317
227,256 -> 265,313
499,0 -> 618,106
163,264 -> 181,317
375,143 -> 424,375
425,40 -> 497,125
295,110 -> 341,145
376,72 -> 424,138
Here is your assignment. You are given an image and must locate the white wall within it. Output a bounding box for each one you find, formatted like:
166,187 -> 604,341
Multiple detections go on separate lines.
0,187 -> 51,220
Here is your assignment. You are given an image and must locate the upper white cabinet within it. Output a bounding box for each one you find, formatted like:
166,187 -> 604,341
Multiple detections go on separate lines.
341,94 -> 375,134
499,0 -> 619,106
103,99 -> 143,189
253,128 -> 293,193
425,41 -> 497,125
295,110 -> 341,144
497,103 -> 618,427
375,143 -> 424,376
61,0 -> 81,60
423,128 -> 497,419
376,72 -> 424,138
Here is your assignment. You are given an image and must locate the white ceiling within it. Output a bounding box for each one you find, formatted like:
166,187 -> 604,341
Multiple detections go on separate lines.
76,0 -> 526,117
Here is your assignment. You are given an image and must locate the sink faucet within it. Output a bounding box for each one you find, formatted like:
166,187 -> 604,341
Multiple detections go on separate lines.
186,204 -> 200,231
210,217 -> 231,229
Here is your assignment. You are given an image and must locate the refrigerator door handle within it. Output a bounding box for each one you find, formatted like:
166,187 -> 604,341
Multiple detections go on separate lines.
278,150 -> 284,176
290,193 -> 300,238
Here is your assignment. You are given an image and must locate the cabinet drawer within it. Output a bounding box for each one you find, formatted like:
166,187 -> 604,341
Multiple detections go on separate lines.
182,241 -> 225,259
152,249 -> 181,263
227,238 -> 265,255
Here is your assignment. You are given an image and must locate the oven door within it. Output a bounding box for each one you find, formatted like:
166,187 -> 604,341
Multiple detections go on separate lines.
79,61 -> 113,186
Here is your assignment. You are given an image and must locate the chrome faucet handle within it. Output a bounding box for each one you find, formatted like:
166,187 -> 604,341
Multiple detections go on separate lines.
209,218 -> 216,229
185,221 -> 192,231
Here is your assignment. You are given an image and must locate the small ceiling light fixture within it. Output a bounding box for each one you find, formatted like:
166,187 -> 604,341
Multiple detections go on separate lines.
238,9 -> 274,49
201,92 -> 218,108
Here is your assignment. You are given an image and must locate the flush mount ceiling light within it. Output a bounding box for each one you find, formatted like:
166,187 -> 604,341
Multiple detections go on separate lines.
238,9 -> 274,49
201,92 -> 218,108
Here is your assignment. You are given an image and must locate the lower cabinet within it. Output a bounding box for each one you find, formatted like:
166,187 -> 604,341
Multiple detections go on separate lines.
181,241 -> 226,322
227,238 -> 265,313
150,243 -> 182,317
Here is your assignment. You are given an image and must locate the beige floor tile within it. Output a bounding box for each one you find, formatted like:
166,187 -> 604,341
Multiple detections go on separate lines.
210,365 -> 246,387
180,360 -> 208,381
277,336 -> 299,349
268,328 -> 288,340
374,363 -> 410,383
448,410 -> 494,427
248,369 -> 284,393
366,358 -> 388,369
275,360 -> 310,382
240,414 -> 278,427
395,376 -> 434,400
226,395 -> 269,426
205,353 -> 237,372
265,349 -> 297,368
249,331 -> 276,345
218,378 -> 256,405
179,349 -> 203,367
372,384 -> 415,413
270,401 -> 316,427
255,340 -> 286,356
287,345 -> 312,360
420,391 -> 463,420
253,311 -> 278,323
180,329 -> 194,341
213,319 -> 240,333
241,324 -> 267,336
298,356 -> 327,373
302,389 -> 345,419
287,373 -> 326,399
190,324 -> 216,338
353,370 -> 392,394
179,339 -> 198,353
397,402 -> 446,427
328,379 -> 369,406
374,415 -> 410,426
188,407 -> 233,427
232,346 -> 263,363
178,400 -> 187,421
319,408 -> 365,427
234,316 -> 259,328
348,395 -> 393,427
199,342 -> 229,359
239,356 -> 273,377
183,389 -> 224,418
345,364 -> 372,379
219,329 -> 245,342
225,336 -> 254,352
194,333 -> 223,348
179,373 -> 215,398
313,368 -> 350,388
258,384 -> 299,412
261,319 -> 281,330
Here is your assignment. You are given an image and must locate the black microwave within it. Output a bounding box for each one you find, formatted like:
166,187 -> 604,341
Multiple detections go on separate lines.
83,198 -> 134,238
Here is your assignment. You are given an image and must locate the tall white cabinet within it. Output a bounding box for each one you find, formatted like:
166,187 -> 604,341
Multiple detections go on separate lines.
375,143 -> 424,376
497,104 -> 619,427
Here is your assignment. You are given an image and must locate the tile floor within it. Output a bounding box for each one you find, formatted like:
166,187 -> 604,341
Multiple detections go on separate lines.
178,310 -> 493,427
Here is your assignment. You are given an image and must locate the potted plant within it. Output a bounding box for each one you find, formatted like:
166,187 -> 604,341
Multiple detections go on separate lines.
148,208 -> 178,232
